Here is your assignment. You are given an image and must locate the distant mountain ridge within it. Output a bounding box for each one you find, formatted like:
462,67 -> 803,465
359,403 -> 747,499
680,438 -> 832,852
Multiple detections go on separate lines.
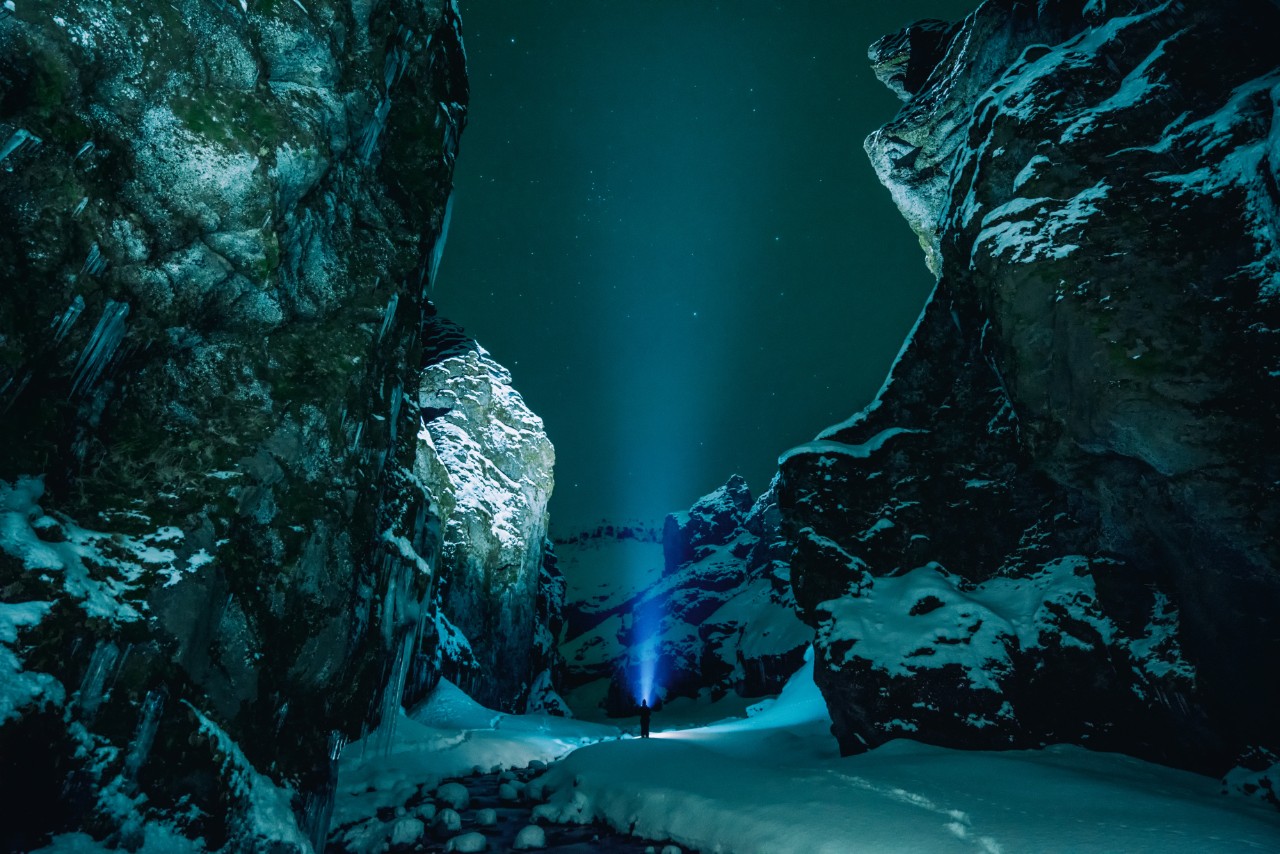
556,476 -> 810,717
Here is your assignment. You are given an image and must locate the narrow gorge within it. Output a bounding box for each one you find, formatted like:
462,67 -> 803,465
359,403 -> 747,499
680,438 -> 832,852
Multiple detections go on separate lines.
1,0 -> 1278,852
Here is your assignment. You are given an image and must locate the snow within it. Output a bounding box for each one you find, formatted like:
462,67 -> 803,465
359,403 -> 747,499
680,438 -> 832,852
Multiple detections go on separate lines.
1146,71 -> 1280,299
445,831 -> 487,851
780,427 -> 927,466
818,557 -> 1099,690
184,702 -> 312,850
333,678 -> 620,830
814,555 -> 1192,700
703,577 -> 811,662
32,826 -> 204,854
513,824 -> 546,849
973,181 -> 1110,267
533,654 -> 1280,853
0,600 -> 63,724
1059,31 -> 1183,145
0,476 -> 210,621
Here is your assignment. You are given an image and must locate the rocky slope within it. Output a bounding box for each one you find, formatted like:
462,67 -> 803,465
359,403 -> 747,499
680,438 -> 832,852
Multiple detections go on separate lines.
559,477 -> 810,717
779,0 -> 1279,775
0,0 -> 558,850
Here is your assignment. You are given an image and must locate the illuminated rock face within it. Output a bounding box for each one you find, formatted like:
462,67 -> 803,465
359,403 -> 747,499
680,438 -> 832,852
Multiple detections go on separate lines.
0,0 -> 487,848
415,314 -> 557,714
780,0 -> 1280,773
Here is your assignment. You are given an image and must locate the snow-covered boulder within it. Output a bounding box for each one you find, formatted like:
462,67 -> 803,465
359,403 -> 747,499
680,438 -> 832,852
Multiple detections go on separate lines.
780,0 -> 1280,773
434,808 -> 463,835
513,824 -> 547,849
445,831 -> 488,852
1223,747 -> 1280,811
434,781 -> 471,811
389,816 -> 425,847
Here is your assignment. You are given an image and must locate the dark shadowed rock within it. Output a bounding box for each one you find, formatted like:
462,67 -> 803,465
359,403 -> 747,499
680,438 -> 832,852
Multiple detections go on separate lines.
661,473 -> 753,572
780,0 -> 1280,775
0,0 -> 488,848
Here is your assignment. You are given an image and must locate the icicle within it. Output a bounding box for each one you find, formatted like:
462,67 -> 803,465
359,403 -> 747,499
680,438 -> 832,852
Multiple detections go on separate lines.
328,729 -> 348,761
81,242 -> 108,277
273,700 -> 291,736
0,128 -> 41,167
438,103 -> 461,168
428,193 -> 454,291
73,141 -> 95,162
77,640 -> 121,721
51,295 -> 85,343
383,44 -> 402,90
374,631 -> 414,757
448,0 -> 468,67
387,380 -> 403,450
377,293 -> 399,343
71,300 -> 130,397
358,98 -> 392,161
352,421 -> 364,450
72,197 -> 89,217
124,688 -> 166,780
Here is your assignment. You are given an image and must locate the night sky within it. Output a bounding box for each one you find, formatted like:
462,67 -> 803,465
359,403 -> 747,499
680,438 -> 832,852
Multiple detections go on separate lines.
438,0 -> 977,533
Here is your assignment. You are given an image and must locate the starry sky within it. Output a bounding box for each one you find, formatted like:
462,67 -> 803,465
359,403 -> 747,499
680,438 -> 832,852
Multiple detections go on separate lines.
438,0 -> 976,533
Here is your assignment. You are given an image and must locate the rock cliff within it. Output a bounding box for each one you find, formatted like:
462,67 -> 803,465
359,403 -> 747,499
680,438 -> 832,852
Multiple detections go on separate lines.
0,0 -> 541,849
414,313 -> 556,714
559,478 -> 810,717
779,0 -> 1279,774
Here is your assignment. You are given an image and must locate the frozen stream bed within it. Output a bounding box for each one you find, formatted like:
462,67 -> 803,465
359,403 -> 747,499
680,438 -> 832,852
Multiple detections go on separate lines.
333,655 -> 1280,853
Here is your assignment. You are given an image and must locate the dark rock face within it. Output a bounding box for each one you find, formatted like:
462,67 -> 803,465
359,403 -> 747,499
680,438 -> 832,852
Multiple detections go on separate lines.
0,0 -> 477,848
559,479 -> 810,717
661,473 -> 753,571
779,0 -> 1280,774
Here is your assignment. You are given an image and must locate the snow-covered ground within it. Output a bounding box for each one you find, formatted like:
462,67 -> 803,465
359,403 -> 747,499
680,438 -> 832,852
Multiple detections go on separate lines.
332,678 -> 622,837
329,655 -> 1280,854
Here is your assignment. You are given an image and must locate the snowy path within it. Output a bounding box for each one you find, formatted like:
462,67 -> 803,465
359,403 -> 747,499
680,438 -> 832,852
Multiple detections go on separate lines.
335,663 -> 1280,853
534,737 -> 1280,853
532,657 -> 1280,853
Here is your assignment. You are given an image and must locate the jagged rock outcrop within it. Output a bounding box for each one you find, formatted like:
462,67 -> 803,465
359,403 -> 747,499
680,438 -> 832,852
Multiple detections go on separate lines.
779,0 -> 1280,775
0,0 -> 474,849
413,314 -> 556,713
559,477 -> 810,717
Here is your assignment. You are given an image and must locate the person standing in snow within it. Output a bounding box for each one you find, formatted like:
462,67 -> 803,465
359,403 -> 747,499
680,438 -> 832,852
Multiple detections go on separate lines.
639,699 -> 652,738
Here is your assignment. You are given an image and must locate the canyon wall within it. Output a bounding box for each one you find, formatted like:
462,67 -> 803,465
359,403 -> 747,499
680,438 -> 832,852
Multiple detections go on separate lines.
779,0 -> 1280,775
0,0 -> 551,849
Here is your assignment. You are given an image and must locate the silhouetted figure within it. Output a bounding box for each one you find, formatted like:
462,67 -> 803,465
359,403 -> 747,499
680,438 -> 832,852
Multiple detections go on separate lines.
639,699 -> 652,738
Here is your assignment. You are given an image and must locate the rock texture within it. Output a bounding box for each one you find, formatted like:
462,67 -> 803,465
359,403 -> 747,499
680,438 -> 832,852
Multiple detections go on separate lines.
414,314 -> 556,713
779,0 -> 1280,774
0,0 -> 485,849
559,478 -> 810,717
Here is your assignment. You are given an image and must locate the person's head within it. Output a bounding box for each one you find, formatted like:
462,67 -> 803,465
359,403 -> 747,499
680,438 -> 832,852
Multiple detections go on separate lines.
641,699 -> 648,708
